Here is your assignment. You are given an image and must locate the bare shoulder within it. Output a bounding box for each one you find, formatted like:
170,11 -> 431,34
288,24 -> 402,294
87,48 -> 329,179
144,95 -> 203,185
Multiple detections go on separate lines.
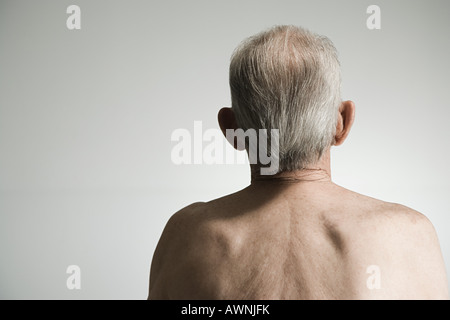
385,204 -> 448,299
339,188 -> 437,234
157,202 -> 208,240
346,194 -> 449,299
378,203 -> 442,258
362,199 -> 441,250
329,187 -> 448,299
148,201 -> 220,300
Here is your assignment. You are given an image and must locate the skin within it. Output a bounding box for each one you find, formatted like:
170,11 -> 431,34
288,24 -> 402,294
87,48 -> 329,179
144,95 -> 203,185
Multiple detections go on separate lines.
148,101 -> 449,300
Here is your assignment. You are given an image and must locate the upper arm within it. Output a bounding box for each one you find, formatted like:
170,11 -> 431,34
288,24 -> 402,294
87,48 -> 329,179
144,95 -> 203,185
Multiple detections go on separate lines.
389,206 -> 449,299
409,214 -> 449,299
148,202 -> 205,300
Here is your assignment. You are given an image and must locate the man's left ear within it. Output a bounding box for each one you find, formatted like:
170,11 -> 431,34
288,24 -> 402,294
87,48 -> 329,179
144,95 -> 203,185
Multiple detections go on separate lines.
333,100 -> 355,146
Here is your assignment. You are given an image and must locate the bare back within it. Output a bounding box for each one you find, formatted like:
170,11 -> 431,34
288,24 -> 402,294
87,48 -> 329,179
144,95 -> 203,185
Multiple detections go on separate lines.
149,182 -> 449,299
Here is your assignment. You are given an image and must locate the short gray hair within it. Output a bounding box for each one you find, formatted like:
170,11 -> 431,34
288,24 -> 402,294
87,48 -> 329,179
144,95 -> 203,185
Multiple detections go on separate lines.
229,25 -> 341,172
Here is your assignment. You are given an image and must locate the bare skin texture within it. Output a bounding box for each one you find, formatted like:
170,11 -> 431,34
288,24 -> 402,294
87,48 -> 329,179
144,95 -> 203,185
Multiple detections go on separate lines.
149,101 -> 449,300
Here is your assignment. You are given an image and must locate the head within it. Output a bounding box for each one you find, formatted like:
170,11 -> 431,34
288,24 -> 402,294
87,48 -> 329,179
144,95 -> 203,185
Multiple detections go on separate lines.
219,25 -> 355,174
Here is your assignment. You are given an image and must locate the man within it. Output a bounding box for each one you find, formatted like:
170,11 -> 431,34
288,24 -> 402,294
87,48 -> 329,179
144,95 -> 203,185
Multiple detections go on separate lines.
148,25 -> 449,299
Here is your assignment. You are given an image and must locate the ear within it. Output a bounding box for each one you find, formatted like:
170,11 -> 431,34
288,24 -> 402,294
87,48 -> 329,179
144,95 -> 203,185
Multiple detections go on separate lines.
218,107 -> 242,150
334,100 -> 355,146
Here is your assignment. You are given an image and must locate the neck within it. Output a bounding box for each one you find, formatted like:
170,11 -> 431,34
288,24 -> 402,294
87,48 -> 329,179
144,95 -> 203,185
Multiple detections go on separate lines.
250,149 -> 332,184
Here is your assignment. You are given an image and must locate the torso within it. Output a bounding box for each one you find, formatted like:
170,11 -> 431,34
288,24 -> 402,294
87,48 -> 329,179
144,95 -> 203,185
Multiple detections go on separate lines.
149,181 -> 449,300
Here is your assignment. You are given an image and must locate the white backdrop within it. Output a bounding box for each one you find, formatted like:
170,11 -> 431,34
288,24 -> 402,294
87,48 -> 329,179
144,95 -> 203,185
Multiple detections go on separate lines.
0,0 -> 449,299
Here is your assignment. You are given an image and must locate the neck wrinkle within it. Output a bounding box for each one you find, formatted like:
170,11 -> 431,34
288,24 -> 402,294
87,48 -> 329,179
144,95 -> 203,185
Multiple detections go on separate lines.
251,167 -> 332,185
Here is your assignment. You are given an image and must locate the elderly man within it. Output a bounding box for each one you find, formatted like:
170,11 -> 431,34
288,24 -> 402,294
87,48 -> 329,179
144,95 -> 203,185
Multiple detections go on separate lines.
148,25 -> 448,299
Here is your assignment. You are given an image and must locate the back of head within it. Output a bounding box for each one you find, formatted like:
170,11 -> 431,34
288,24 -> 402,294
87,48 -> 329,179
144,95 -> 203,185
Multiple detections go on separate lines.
229,25 -> 342,172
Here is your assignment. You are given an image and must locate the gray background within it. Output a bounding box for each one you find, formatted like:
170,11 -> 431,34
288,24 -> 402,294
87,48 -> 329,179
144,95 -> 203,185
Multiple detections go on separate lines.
1,0 -> 449,299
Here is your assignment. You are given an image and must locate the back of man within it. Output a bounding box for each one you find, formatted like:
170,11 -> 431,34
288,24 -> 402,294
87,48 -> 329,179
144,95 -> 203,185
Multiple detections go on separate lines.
149,181 -> 449,299
148,25 -> 449,300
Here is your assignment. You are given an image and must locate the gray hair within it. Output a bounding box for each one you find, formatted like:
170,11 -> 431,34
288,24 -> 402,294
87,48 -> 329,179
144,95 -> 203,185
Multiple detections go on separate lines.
229,25 -> 341,172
